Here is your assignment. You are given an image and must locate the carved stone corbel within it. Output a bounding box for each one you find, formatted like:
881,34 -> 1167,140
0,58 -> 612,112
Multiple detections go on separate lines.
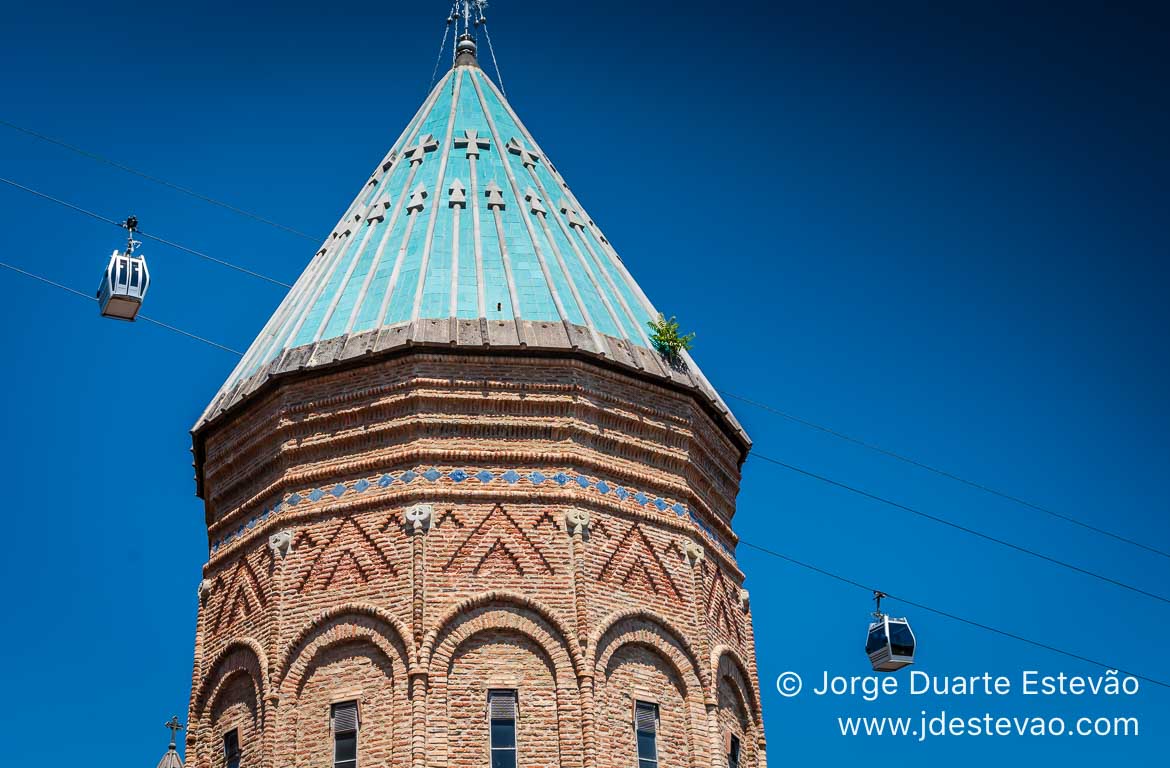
565,508 -> 591,536
406,503 -> 434,534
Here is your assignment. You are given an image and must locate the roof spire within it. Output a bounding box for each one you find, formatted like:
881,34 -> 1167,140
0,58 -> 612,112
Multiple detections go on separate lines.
454,33 -> 478,67
155,717 -> 185,768
453,0 -> 488,68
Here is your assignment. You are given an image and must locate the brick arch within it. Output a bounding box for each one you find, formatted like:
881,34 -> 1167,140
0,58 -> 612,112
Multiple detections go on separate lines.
420,590 -> 581,676
712,645 -> 762,726
590,608 -> 708,695
277,603 -> 414,694
425,594 -> 586,768
592,612 -> 708,768
195,638 -> 269,718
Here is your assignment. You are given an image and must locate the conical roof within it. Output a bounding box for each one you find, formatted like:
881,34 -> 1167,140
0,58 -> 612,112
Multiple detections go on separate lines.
195,42 -> 746,455
156,747 -> 184,768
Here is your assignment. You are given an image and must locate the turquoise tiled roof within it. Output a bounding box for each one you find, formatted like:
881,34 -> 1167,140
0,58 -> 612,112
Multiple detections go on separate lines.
198,50 -> 745,448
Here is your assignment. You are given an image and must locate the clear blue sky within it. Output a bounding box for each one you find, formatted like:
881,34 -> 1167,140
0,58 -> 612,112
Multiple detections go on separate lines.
1,1 -> 1167,764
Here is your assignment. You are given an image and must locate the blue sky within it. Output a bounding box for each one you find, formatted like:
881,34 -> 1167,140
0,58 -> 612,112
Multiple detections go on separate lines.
1,1 -> 1167,764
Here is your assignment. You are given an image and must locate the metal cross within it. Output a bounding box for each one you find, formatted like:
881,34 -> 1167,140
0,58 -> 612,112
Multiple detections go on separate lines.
406,183 -> 428,213
165,716 -> 184,748
405,134 -> 439,165
454,129 -> 490,158
559,199 -> 585,229
448,179 -> 467,208
484,181 -> 506,210
506,137 -> 541,168
524,188 -> 547,215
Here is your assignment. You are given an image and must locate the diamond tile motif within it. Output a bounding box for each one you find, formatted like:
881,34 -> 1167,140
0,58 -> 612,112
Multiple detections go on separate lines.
204,465 -> 732,560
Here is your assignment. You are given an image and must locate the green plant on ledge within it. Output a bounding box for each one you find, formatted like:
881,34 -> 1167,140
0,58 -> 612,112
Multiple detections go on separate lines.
647,313 -> 696,361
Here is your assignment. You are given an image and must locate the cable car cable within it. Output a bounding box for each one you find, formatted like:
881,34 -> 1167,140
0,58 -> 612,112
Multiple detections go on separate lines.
0,260 -> 242,354
0,119 -> 317,241
12,154 -> 1157,565
737,539 -> 1170,690
0,176 -> 293,288
4,183 -> 1164,604
720,389 -> 1170,561
749,451 -> 1170,606
4,178 -> 1168,595
3,257 -> 1168,688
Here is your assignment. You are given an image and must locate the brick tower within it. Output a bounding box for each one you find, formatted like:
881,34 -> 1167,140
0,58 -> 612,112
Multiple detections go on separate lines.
186,27 -> 765,768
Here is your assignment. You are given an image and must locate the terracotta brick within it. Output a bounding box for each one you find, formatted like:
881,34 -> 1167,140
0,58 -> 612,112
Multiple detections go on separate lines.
186,352 -> 766,768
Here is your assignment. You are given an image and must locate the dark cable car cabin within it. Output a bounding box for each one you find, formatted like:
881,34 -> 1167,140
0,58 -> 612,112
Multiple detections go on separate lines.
866,592 -> 916,672
97,216 -> 149,321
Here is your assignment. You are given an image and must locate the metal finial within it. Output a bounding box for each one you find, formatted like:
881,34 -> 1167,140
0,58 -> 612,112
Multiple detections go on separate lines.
165,716 -> 184,749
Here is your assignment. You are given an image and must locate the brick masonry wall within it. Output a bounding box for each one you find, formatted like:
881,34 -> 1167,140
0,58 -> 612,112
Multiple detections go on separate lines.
187,352 -> 766,768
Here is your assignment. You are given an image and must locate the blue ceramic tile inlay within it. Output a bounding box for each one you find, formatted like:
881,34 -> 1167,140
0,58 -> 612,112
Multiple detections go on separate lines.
210,464 -> 731,557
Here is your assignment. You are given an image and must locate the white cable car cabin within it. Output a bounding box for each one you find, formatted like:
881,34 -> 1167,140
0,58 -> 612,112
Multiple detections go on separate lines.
865,592 -> 916,672
98,249 -> 149,320
866,615 -> 916,672
98,216 -> 149,321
